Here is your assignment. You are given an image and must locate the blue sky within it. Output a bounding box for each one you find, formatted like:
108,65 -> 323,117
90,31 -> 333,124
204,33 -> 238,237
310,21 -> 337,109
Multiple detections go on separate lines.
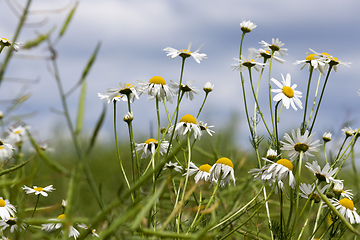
1,0 -> 360,148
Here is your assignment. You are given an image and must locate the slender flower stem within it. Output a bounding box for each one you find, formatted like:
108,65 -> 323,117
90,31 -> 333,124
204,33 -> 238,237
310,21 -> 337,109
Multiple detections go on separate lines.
268,52 -> 276,134
126,97 -> 140,181
301,66 -> 314,134
305,72 -> 322,130
297,201 -> 314,240
31,195 -> 40,218
196,93 -> 209,119
274,101 -> 281,153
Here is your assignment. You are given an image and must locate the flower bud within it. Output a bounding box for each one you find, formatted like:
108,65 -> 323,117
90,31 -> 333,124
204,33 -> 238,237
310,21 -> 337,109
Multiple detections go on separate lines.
203,82 -> 214,93
123,112 -> 133,123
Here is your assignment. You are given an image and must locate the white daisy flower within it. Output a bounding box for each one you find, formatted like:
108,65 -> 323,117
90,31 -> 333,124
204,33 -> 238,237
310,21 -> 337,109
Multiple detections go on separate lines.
322,132 -> 332,142
185,162 -> 211,184
41,214 -> 80,239
77,223 -> 99,237
332,182 -> 354,199
342,127 -> 356,137
170,80 -> 199,101
260,38 -> 288,56
163,42 -> 207,63
198,121 -> 215,136
0,140 -> 13,160
328,198 -> 360,224
271,73 -> 303,110
7,126 -> 29,145
249,47 -> 285,63
0,38 -> 20,53
280,128 -> 320,161
232,52 -> 266,72
209,157 -> 235,187
240,20 -> 257,33
260,158 -> 296,189
305,161 -> 342,184
294,52 -> 327,75
98,83 -> 139,103
137,76 -> 176,103
172,114 -> 202,139
22,185 -> 55,197
309,49 -> 351,72
0,197 -> 16,220
0,217 -> 26,232
265,148 -> 278,161
163,161 -> 183,173
135,138 -> 170,159
203,82 -> 214,93
299,183 -> 328,203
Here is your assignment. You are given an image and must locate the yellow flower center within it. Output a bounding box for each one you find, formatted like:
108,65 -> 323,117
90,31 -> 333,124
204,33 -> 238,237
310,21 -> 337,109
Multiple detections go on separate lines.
276,159 -> 293,171
1,38 -> 8,41
57,214 -> 66,220
145,138 -> 157,144
306,54 -> 317,61
149,76 -> 166,85
294,143 -> 309,152
180,114 -> 197,124
0,146 -> 3,150
282,86 -> 294,98
339,198 -> 354,211
215,157 -> 234,169
199,164 -> 212,173
14,130 -> 21,134
34,187 -> 43,192
321,52 -> 331,57
0,199 -> 5,207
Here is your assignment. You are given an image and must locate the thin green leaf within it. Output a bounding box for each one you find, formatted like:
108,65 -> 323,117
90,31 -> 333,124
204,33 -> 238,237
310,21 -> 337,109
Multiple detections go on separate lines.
59,2 -> 78,37
22,28 -> 55,49
75,80 -> 86,135
0,158 -> 32,176
86,102 -> 106,154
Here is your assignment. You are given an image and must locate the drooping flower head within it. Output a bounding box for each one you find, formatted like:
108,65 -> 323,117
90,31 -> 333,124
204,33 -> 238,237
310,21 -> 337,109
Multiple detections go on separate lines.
77,223 -> 99,237
198,121 -> 215,136
138,76 -> 176,103
98,83 -> 139,103
7,126 -> 29,145
135,138 -> 170,159
322,132 -> 332,142
41,214 -> 80,239
271,73 -> 303,111
0,217 -> 26,233
332,181 -> 354,199
328,198 -> 360,224
185,162 -> 211,184
163,161 -> 183,173
309,49 -> 351,72
172,114 -> 202,139
299,183 -> 328,203
232,52 -> 266,72
170,80 -> 199,101
260,158 -> 296,189
240,20 -> 257,33
163,42 -> 207,63
305,161 -> 341,184
209,157 -> 235,187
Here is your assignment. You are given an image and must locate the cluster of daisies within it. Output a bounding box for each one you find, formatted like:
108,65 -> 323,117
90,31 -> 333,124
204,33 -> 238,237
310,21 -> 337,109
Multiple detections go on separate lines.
0,185 -> 99,239
248,127 -> 360,224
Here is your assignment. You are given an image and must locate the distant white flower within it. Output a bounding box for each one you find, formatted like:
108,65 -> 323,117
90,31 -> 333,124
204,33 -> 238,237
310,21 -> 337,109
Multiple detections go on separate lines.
198,121 -> 214,136
0,217 -> 26,232
333,182 -> 354,199
309,49 -> 351,72
7,126 -> 29,144
98,83 -> 139,103
265,148 -> 278,161
203,82 -> 214,93
77,223 -> 99,237
163,42 -> 207,63
342,127 -> 356,137
305,161 -> 341,184
328,198 -> 360,224
163,161 -> 183,173
260,38 -> 288,56
135,138 -> 170,159
240,20 -> 257,33
232,52 -> 266,72
137,76 -> 176,103
0,197 -> 16,220
299,183 -> 328,203
249,47 -> 284,63
0,140 -> 13,160
22,185 -> 55,197
170,80 -> 199,100
209,157 -> 235,187
41,214 -> 80,239
281,128 -> 320,161
322,132 -> 332,142
185,162 -> 211,184
171,114 -> 202,139
294,52 -> 326,75
271,73 -> 303,111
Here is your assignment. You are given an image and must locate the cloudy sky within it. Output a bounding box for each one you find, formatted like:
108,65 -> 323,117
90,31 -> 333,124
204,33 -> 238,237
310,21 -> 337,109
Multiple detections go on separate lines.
1,0 -> 360,148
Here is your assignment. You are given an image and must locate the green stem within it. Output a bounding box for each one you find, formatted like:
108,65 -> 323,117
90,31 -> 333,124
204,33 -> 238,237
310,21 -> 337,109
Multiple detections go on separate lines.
305,72 -> 322,130
268,52 -> 275,134
196,93 -> 209,119
301,66 -> 314,134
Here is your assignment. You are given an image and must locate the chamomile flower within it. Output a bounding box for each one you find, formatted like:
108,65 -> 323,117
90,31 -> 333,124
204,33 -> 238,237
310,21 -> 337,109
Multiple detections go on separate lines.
260,38 -> 288,56
309,49 -> 351,72
209,157 -> 235,187
0,197 -> 16,220
0,140 -> 13,160
333,182 -> 354,199
328,198 -> 360,224
7,126 -> 29,145
163,42 -> 207,63
135,138 -> 170,159
305,161 -> 341,184
42,214 -> 80,239
198,121 -> 215,136
170,80 -> 198,100
0,38 -> 20,53
172,114 -> 202,139
240,20 -> 257,33
203,82 -> 214,93
265,148 -> 278,161
249,47 -> 285,63
281,128 -> 320,161
163,161 -> 183,173
294,52 -> 326,75
98,83 -> 139,103
0,217 -> 26,232
299,183 -> 328,203
22,185 -> 55,197
260,158 -> 296,189
342,127 -> 356,137
323,132 -> 332,142
137,76 -> 176,103
185,162 -> 211,184
77,223 -> 99,237
271,73 -> 303,110
232,52 -> 266,72
123,112 -> 133,123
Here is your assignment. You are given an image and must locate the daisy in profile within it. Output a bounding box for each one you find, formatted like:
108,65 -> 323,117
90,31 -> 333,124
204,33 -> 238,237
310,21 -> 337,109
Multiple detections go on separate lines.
0,197 -> 16,220
137,76 -> 176,103
322,132 -> 332,142
249,47 -> 285,63
163,42 -> 207,64
170,80 -> 199,100
0,38 -> 20,53
135,138 -> 170,159
281,128 -> 320,161
0,140 -> 13,160
98,83 -> 139,103
0,217 -> 26,232
305,161 -> 341,184
203,82 -> 214,93
163,161 -> 183,173
7,125 -> 29,145
260,38 -> 288,56
172,114 -> 202,139
260,158 -> 296,189
198,121 -> 215,136
332,181 -> 354,199
240,20 -> 257,33
185,162 -> 211,184
294,52 -> 326,75
309,49 -> 351,72
77,223 -> 99,237
342,127 -> 356,137
265,148 -> 278,161
271,73 -> 303,111
299,183 -> 328,203
232,52 -> 266,72
328,198 -> 360,224
22,185 -> 55,197
41,214 -> 80,239
209,157 -> 235,187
